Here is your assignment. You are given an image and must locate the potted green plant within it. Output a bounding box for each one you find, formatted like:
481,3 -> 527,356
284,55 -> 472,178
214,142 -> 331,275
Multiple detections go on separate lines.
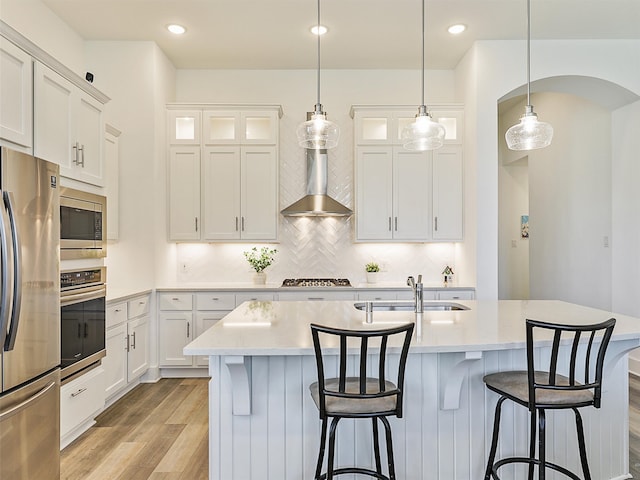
244,247 -> 277,284
365,262 -> 380,284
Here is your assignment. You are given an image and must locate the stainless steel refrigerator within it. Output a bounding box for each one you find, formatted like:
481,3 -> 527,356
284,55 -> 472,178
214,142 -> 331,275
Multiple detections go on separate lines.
0,147 -> 60,479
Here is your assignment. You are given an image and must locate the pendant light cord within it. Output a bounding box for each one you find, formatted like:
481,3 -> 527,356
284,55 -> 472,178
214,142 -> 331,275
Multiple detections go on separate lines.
526,0 -> 531,106
421,0 -> 425,108
316,0 -> 321,111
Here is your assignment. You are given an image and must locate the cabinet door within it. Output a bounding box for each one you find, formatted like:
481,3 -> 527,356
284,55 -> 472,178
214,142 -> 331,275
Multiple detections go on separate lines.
33,62 -> 74,173
75,92 -> 104,186
430,109 -> 463,145
168,146 -> 201,240
158,312 -> 193,366
393,148 -> 430,240
202,146 -> 241,240
104,323 -> 127,399
432,147 -> 463,240
241,146 -> 278,240
168,110 -> 201,144
195,311 -> 225,366
241,111 -> 278,145
105,125 -> 121,240
127,315 -> 149,380
354,111 -> 393,145
0,38 -> 32,150
202,111 -> 240,144
356,147 -> 393,240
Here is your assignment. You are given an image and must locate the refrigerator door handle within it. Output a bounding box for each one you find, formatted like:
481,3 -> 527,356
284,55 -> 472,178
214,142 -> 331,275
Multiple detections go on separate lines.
0,190 -> 9,348
4,191 -> 22,351
0,381 -> 56,420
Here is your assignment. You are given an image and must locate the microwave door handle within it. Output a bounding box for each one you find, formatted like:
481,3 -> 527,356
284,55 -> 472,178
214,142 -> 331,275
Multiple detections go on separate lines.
3,192 -> 22,351
0,190 -> 10,348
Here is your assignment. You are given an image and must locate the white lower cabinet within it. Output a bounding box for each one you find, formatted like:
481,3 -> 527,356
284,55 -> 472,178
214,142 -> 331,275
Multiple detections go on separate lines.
104,294 -> 150,402
278,291 -> 357,301
358,289 -> 435,301
60,366 -> 105,449
436,289 -> 475,300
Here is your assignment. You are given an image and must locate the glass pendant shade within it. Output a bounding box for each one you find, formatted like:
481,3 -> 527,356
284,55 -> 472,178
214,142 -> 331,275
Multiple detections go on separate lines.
402,110 -> 446,151
505,105 -> 554,151
297,110 -> 339,149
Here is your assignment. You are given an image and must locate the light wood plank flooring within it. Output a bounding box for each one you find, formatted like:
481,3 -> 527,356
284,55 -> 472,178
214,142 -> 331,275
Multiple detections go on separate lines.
62,375 -> 640,479
61,378 -> 208,480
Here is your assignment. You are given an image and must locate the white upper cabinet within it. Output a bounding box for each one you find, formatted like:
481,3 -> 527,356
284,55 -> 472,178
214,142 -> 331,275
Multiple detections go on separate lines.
0,37 -> 32,151
352,105 -> 464,242
34,62 -> 105,186
167,104 -> 281,242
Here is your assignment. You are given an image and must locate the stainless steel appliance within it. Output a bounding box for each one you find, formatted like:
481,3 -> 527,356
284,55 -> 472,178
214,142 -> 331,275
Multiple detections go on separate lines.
60,186 -> 106,260
0,147 -> 61,480
60,267 -> 106,381
282,278 -> 352,287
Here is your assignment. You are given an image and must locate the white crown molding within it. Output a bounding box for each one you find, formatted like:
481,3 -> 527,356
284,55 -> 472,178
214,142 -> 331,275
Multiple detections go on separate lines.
1,20 -> 110,104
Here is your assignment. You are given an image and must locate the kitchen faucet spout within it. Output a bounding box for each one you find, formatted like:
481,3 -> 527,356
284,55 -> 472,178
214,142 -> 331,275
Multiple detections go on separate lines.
407,275 -> 423,313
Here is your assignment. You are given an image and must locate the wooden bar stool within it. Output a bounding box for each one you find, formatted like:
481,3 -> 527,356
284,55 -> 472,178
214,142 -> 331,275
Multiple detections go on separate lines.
309,322 -> 414,480
483,317 -> 616,480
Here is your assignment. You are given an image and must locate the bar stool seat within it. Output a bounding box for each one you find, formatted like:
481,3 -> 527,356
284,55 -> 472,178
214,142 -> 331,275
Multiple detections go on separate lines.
483,317 -> 616,480
309,322 -> 414,480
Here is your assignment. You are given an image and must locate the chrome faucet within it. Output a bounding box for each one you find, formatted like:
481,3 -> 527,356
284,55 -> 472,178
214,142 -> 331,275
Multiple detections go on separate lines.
407,275 -> 423,313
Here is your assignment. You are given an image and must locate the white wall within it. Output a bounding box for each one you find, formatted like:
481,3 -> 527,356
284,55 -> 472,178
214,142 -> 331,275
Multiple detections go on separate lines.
0,0 -> 85,75
163,69 -> 463,287
84,41 -> 176,292
456,39 -> 640,299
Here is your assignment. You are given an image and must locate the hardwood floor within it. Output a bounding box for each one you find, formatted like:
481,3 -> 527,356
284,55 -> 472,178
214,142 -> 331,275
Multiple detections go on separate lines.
62,374 -> 640,479
60,378 -> 208,480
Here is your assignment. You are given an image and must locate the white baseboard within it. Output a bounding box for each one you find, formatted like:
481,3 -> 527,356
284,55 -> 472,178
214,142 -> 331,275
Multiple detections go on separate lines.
159,367 -> 209,378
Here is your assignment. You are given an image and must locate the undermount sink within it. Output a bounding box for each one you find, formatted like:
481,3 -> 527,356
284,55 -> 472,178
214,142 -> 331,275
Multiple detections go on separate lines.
353,301 -> 469,312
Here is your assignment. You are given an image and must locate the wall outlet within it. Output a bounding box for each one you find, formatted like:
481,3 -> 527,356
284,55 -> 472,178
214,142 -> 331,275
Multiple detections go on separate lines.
603,236 -> 609,248
181,262 -> 190,273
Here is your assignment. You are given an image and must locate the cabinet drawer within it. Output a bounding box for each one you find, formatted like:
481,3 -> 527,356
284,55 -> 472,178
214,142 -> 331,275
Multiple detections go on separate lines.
60,367 -> 105,437
196,293 -> 235,311
235,293 -> 275,306
159,293 -> 193,311
128,295 -> 150,318
106,302 -> 128,328
437,290 -> 474,300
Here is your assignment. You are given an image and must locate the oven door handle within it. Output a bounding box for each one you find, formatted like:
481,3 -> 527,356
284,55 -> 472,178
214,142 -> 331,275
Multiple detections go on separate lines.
61,285 -> 106,307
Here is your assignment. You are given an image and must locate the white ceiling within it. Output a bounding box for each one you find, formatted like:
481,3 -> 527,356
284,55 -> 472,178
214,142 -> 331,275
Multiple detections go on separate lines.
42,0 -> 640,70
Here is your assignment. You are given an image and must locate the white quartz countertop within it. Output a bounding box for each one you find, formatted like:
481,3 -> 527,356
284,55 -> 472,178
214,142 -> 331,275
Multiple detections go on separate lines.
184,299 -> 640,356
156,282 -> 474,291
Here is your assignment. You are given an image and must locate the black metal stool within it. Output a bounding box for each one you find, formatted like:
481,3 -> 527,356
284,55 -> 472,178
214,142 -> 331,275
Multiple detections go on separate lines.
309,322 -> 414,480
483,317 -> 616,480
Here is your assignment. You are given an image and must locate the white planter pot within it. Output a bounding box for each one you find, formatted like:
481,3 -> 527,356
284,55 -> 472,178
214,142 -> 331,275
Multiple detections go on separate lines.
253,272 -> 267,285
366,272 -> 378,284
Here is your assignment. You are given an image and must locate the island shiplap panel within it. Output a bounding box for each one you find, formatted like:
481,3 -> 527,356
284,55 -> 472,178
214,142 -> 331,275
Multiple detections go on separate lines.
208,348 -> 630,480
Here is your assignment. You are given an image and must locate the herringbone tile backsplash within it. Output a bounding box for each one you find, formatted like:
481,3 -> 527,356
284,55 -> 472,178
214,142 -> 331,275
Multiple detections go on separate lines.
176,114 -> 458,286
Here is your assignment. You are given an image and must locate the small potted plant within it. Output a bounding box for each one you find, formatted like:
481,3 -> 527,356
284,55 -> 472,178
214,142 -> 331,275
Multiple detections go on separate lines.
365,262 -> 380,284
244,247 -> 277,284
442,265 -> 455,286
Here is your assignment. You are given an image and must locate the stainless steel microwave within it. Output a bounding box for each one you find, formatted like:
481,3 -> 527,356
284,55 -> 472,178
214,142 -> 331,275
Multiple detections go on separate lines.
60,187 -> 106,260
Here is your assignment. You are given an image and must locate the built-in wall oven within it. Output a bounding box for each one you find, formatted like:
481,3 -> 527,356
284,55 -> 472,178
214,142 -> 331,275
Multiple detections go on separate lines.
60,187 -> 106,260
60,267 -> 106,381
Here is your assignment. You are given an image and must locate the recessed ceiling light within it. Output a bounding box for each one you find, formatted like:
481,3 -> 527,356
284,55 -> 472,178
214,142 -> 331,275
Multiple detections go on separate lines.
311,25 -> 328,35
167,24 -> 186,35
448,24 -> 466,35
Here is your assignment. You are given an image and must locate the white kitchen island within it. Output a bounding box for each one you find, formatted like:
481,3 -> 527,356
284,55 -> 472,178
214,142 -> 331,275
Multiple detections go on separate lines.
184,300 -> 640,480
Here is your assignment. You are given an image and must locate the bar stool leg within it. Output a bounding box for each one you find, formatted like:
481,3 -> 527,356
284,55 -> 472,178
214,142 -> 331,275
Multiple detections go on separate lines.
528,408 -> 537,480
573,408 -> 592,480
538,409 -> 546,480
372,417 -> 383,474
326,417 -> 340,480
485,396 -> 507,480
315,418 -> 328,480
380,416 -> 396,480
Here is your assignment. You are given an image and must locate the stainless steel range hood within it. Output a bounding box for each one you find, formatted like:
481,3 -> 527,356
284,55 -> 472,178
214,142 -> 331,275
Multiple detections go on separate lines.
281,148 -> 353,217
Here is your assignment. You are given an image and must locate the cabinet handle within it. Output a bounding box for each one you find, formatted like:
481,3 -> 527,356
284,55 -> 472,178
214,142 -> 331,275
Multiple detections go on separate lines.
187,322 -> 190,338
235,217 -> 239,231
395,217 -> 398,231
308,297 -> 324,301
172,297 -> 180,301
388,217 -> 392,231
139,301 -> 146,306
210,297 -> 219,301
241,217 -> 245,231
114,308 -> 122,313
131,331 -> 136,350
79,144 -> 85,167
84,322 -> 88,338
72,142 -> 79,165
195,217 -> 198,232
71,387 -> 87,398
435,216 -> 438,231
77,323 -> 82,338
125,334 -> 130,352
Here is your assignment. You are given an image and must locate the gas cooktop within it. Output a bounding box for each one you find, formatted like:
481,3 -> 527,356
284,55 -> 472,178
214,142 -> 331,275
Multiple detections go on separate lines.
281,278 -> 352,287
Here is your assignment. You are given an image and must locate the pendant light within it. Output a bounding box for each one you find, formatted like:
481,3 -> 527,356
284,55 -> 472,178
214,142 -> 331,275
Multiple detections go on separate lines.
401,0 -> 445,151
296,0 -> 339,149
505,0 -> 553,150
